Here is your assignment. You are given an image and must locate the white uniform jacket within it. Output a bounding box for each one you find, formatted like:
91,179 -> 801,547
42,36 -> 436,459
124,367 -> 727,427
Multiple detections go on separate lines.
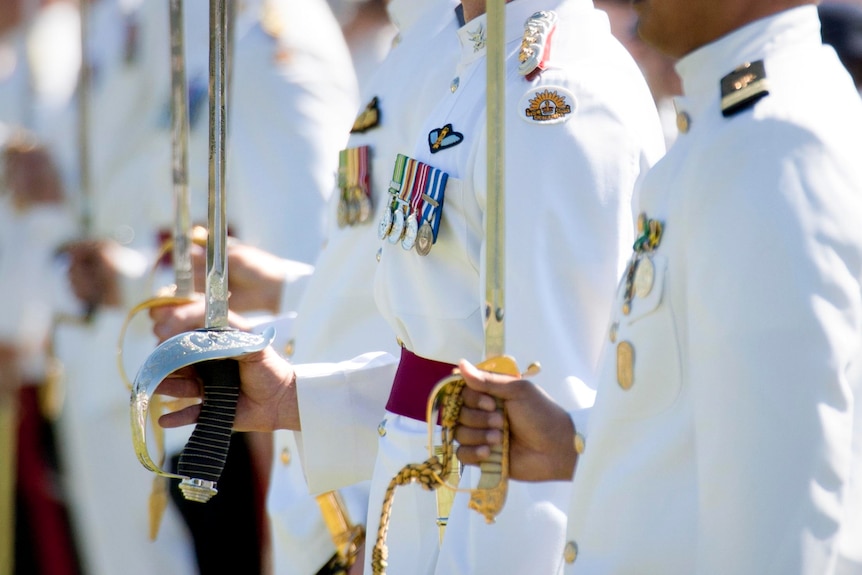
566,7 -> 862,574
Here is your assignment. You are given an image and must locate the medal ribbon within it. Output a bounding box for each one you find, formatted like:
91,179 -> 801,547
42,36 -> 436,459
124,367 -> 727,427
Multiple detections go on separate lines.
388,153 -> 409,205
422,167 -> 448,242
399,159 -> 417,211
357,145 -> 370,200
409,162 -> 430,217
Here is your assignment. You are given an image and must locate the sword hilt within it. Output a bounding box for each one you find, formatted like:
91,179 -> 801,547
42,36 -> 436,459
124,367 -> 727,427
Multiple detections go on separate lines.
466,355 -> 520,523
176,358 -> 241,502
130,327 -> 275,498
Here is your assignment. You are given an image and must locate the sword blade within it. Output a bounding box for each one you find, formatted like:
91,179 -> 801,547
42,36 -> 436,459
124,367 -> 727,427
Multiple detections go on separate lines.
77,0 -> 93,238
485,0 -> 506,358
169,0 -> 194,298
205,0 -> 229,328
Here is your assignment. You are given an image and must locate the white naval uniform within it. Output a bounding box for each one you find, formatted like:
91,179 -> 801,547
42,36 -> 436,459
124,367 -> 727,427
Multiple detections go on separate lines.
297,1 -> 665,574
268,1 -> 458,573
564,7 -> 862,574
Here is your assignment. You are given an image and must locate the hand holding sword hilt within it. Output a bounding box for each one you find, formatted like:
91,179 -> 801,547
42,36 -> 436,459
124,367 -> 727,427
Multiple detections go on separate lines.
370,356 -> 537,575
130,326 -> 275,502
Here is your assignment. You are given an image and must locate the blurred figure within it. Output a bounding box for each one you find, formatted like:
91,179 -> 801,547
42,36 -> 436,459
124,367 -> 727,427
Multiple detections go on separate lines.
48,0 -> 358,574
0,129 -> 80,575
819,1 -> 862,90
1,2 -> 84,573
596,0 -> 681,148
48,1 -> 203,574
330,0 -> 396,93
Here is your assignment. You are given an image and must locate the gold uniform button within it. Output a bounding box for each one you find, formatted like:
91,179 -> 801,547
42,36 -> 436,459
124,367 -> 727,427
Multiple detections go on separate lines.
377,418 -> 387,437
376,248 -> 382,262
676,110 -> 691,134
564,540 -> 578,564
451,77 -> 460,92
284,338 -> 295,358
280,447 -> 291,466
574,432 -> 586,455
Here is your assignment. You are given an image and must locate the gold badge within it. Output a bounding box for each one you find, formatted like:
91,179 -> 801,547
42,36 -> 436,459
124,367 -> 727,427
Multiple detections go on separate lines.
521,87 -> 575,124
351,96 -> 381,133
617,341 -> 634,390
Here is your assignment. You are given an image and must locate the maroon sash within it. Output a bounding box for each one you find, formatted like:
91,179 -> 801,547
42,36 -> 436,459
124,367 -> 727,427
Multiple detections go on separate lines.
386,347 -> 457,423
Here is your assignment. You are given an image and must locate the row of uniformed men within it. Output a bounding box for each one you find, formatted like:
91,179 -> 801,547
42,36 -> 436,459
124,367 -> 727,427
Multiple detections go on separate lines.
150,0 -> 862,575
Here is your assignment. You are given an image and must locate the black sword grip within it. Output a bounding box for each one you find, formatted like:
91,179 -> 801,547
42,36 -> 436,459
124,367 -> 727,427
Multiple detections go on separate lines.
177,358 -> 241,484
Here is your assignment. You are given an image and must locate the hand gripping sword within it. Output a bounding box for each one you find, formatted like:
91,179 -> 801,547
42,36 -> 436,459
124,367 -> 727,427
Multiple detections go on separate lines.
130,0 -> 274,504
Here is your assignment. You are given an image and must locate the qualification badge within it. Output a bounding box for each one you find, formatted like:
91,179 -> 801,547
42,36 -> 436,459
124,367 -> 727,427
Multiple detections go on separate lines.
351,96 -> 381,133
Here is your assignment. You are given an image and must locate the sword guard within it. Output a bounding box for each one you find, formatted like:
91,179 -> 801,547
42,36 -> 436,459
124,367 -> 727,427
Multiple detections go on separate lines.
130,327 -> 275,490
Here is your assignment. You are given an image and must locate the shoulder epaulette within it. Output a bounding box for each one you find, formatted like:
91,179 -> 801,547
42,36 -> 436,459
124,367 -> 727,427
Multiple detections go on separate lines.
518,11 -> 558,81
720,60 -> 769,117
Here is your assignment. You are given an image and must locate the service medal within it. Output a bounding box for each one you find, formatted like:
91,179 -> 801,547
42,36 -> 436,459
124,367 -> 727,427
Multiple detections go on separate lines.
633,256 -> 654,299
389,209 -> 405,244
337,198 -> 348,228
416,221 -> 434,256
378,207 -> 393,239
346,196 -> 359,226
357,192 -> 372,224
402,213 -> 418,250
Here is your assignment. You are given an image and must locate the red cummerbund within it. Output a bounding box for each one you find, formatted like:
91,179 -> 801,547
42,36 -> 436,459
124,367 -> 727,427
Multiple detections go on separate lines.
385,347 -> 457,423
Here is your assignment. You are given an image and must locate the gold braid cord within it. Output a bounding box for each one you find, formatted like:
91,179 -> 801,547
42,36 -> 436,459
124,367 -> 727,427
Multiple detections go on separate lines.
371,356 -> 517,575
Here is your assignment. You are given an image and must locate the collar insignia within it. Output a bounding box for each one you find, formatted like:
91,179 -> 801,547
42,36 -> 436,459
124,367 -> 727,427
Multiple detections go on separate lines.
428,124 -> 464,153
720,60 -> 769,117
351,96 -> 381,133
468,23 -> 486,52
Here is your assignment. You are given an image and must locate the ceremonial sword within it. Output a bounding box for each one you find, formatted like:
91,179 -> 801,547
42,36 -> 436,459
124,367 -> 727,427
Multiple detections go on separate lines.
130,0 -> 274,503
